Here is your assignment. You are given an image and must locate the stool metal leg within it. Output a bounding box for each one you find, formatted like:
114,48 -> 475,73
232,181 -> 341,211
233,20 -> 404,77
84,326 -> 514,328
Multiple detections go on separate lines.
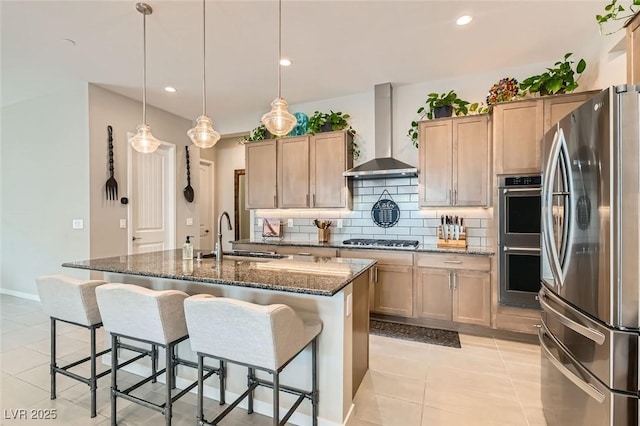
165,343 -> 173,426
50,318 -> 57,400
151,344 -> 158,383
272,372 -> 279,426
219,360 -> 225,405
90,326 -> 97,418
111,334 -> 118,426
247,367 -> 254,414
196,354 -> 204,426
312,338 -> 318,426
171,344 -> 177,390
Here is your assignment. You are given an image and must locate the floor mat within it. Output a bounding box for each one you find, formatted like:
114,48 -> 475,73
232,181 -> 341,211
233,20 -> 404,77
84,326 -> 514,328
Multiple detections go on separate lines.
369,319 -> 461,348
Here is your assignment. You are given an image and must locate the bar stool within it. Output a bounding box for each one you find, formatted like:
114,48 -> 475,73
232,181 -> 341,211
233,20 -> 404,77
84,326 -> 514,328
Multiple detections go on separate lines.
95,284 -> 224,426
36,274 -> 113,418
184,294 -> 322,426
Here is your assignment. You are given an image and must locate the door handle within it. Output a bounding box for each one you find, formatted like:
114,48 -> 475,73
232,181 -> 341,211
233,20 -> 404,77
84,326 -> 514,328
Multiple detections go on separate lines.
132,236 -> 142,241
443,260 -> 462,264
306,194 -> 310,207
449,189 -> 452,204
273,195 -> 277,208
312,194 -> 316,207
452,272 -> 457,289
503,246 -> 541,253
454,189 -> 457,205
448,271 -> 452,289
374,266 -> 378,283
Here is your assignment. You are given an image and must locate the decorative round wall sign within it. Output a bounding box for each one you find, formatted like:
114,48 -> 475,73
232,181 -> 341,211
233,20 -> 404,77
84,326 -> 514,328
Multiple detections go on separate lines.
371,189 -> 400,228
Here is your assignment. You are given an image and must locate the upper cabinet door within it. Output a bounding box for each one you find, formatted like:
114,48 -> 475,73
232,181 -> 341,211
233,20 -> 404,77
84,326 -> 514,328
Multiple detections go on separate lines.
493,100 -> 544,174
419,119 -> 453,206
454,115 -> 490,207
543,92 -> 598,134
310,131 -> 352,208
278,136 -> 310,208
245,140 -> 277,209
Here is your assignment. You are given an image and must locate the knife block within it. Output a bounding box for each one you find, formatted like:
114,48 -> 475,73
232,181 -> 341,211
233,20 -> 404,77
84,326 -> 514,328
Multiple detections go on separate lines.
437,227 -> 467,249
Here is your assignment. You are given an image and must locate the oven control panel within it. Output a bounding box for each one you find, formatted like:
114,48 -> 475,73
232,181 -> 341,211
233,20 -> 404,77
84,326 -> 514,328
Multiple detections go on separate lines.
500,175 -> 541,187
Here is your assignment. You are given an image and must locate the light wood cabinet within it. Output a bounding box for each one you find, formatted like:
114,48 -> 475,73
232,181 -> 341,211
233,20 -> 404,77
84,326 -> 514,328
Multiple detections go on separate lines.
627,12 -> 640,85
493,91 -> 599,174
415,253 -> 491,327
245,140 -> 277,209
493,100 -> 543,175
278,136 -> 310,208
419,115 -> 490,207
246,131 -> 352,209
310,132 -> 353,208
338,249 -> 414,317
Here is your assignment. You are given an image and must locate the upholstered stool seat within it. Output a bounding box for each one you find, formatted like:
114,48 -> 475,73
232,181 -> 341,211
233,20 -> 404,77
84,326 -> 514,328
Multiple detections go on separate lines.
96,284 -> 224,426
184,294 -> 322,426
36,274 -> 112,418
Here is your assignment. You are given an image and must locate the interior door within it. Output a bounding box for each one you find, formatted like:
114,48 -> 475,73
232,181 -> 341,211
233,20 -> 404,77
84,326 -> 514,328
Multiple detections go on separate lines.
128,141 -> 176,254
199,160 -> 214,251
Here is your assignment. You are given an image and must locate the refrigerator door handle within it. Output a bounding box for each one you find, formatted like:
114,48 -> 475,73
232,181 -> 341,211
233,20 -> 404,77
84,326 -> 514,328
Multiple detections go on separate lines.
542,128 -> 565,286
538,289 -> 605,345
539,325 -> 606,403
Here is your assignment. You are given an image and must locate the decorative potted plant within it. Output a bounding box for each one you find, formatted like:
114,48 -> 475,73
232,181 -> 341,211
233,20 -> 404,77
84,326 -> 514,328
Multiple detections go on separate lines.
241,123 -> 271,143
407,90 -> 470,148
596,0 -> 640,35
486,77 -> 520,106
307,110 -> 359,159
519,53 -> 587,96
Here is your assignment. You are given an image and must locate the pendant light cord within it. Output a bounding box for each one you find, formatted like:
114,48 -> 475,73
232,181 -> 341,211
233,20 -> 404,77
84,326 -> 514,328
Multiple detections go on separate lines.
277,0 -> 282,99
142,9 -> 147,125
202,0 -> 207,116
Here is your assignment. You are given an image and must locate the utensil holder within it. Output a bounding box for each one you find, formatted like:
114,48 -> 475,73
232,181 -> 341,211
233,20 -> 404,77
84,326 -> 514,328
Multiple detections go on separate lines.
318,228 -> 329,243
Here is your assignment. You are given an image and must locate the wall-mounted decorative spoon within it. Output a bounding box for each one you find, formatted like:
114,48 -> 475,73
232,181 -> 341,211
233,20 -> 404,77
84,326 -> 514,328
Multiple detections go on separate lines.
184,145 -> 194,203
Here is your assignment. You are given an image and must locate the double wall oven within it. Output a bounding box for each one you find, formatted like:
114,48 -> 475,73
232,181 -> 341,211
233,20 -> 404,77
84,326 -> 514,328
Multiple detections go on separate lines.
498,174 -> 542,308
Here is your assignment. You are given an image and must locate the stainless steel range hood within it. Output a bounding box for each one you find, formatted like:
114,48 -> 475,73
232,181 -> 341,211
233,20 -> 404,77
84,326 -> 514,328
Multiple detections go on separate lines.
343,83 -> 418,179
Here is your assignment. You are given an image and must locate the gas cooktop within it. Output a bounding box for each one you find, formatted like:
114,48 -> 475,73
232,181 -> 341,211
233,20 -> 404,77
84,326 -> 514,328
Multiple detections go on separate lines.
342,239 -> 420,248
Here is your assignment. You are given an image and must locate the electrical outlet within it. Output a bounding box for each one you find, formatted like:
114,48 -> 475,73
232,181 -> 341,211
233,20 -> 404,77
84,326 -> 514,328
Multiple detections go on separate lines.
119,219 -> 127,229
186,218 -> 193,226
287,219 -> 293,227
337,219 -> 343,228
72,219 -> 84,230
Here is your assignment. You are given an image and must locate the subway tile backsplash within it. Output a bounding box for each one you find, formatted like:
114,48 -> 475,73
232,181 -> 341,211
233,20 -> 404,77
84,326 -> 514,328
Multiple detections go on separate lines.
253,178 -> 495,247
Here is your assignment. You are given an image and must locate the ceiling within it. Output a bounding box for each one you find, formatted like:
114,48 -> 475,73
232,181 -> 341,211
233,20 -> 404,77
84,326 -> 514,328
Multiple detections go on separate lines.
1,0 -> 607,128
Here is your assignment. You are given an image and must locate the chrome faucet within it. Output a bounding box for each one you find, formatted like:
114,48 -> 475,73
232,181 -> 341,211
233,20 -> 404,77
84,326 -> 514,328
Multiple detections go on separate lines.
216,211 -> 232,263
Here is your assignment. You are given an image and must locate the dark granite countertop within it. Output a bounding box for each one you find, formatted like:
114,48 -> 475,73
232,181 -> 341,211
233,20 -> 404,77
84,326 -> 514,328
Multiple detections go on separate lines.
232,239 -> 495,256
62,250 -> 376,297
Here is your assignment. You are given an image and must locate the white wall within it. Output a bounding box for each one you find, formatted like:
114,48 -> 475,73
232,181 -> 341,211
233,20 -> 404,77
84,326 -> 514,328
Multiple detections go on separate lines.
88,85 -> 195,259
0,83 -> 91,296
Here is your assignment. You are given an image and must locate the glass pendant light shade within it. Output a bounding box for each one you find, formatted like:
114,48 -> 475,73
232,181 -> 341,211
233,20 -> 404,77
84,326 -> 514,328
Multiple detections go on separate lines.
130,123 -> 161,153
129,2 -> 160,154
262,98 -> 296,136
188,115 -> 220,148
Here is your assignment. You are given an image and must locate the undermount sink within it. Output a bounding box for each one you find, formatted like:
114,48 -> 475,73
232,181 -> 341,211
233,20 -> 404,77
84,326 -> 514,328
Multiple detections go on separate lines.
195,250 -> 286,260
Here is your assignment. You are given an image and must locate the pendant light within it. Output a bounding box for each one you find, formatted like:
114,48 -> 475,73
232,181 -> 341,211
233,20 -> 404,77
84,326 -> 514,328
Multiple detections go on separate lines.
129,2 -> 161,154
187,0 -> 221,148
261,0 -> 296,137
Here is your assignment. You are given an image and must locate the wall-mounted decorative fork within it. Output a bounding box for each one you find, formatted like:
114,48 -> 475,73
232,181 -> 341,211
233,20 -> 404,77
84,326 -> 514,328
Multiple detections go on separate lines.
105,125 -> 118,200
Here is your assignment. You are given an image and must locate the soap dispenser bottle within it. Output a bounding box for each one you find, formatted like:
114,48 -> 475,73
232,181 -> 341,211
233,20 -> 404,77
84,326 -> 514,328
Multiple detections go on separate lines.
182,236 -> 194,260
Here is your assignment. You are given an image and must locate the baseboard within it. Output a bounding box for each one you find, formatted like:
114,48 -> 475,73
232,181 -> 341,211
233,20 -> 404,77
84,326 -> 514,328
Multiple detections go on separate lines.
0,288 -> 40,302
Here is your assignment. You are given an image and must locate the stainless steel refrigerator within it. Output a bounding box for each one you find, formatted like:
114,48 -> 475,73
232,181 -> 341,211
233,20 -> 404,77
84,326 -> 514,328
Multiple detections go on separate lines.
539,85 -> 639,426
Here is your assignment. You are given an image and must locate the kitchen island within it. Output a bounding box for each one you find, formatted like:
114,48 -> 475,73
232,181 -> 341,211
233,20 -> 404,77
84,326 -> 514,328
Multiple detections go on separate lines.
63,250 -> 375,426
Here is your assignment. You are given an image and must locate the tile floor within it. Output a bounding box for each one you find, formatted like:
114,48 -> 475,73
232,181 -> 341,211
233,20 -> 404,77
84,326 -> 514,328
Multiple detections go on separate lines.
0,294 -> 546,425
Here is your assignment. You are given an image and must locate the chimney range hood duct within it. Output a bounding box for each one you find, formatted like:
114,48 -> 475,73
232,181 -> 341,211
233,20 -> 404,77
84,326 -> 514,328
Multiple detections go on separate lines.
343,83 -> 418,179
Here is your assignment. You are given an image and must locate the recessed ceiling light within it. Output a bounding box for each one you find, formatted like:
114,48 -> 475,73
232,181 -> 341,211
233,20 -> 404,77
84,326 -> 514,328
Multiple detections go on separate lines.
279,58 -> 292,67
456,15 -> 473,26
164,86 -> 177,93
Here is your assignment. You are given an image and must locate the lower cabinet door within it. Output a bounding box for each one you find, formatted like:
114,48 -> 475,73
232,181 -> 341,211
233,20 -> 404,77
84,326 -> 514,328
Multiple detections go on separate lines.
453,270 -> 491,326
372,265 -> 413,317
415,268 -> 452,321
